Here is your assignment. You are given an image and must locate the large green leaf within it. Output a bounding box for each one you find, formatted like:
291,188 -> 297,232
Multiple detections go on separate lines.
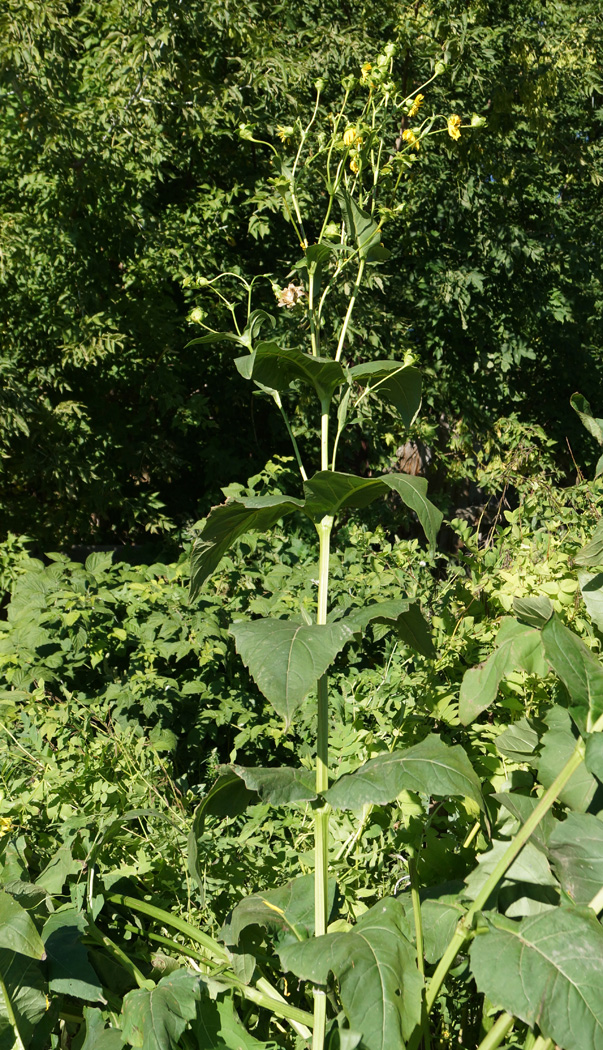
230,619 -> 355,724
0,891 -> 45,960
279,898 -> 421,1050
79,1007 -> 124,1050
121,970 -> 201,1050
232,765 -> 317,804
190,495 -> 305,599
541,615 -> 603,731
303,472 -> 442,545
324,735 -> 483,811
0,947 -> 47,1050
537,707 -> 597,812
463,839 -> 558,905
548,812 -> 603,905
493,793 -> 558,854
570,392 -> 603,449
235,342 -> 345,403
494,718 -> 539,763
459,619 -> 547,724
578,570 -> 603,632
190,991 -> 278,1049
223,874 -> 335,947
575,520 -> 603,567
339,599 -> 435,658
42,910 -> 103,1002
347,362 -> 421,428
336,189 -> 390,261
420,896 -> 466,964
470,907 -> 603,1050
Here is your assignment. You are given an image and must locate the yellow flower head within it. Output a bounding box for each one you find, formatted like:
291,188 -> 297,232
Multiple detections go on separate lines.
276,124 -> 294,143
447,114 -> 462,140
343,126 -> 358,147
408,93 -> 424,118
349,156 -> 360,174
402,128 -> 420,151
360,62 -> 373,84
0,816 -> 12,834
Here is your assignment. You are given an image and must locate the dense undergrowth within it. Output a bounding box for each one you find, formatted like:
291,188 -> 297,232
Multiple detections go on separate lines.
1,441 -> 602,1048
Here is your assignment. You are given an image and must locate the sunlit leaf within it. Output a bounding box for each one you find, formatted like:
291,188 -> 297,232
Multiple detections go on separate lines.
459,619 -> 547,724
347,362 -> 421,428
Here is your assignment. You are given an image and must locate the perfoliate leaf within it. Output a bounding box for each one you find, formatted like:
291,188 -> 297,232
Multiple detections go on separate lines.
279,899 -> 422,1050
585,732 -> 603,778
537,707 -> 597,812
230,619 -> 355,724
336,189 -> 390,262
303,471 -> 442,546
231,765 -> 317,804
459,619 -> 547,724
541,615 -> 603,731
548,812 -> 603,905
347,362 -> 421,428
190,495 -> 304,599
188,772 -> 256,898
223,874 -> 335,947
121,970 -> 201,1050
235,342 -> 345,403
0,891 -> 46,960
575,520 -> 603,567
338,600 -> 435,658
79,1006 -> 124,1050
324,735 -> 483,811
470,907 -> 603,1050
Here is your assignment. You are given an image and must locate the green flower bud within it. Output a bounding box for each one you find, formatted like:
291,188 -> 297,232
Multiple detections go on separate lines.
384,42 -> 396,58
434,60 -> 446,76
471,113 -> 487,128
341,74 -> 356,91
314,77 -> 326,93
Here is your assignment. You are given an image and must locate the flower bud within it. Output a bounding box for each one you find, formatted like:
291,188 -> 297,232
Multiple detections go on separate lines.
341,74 -> 356,91
314,77 -> 326,93
434,60 -> 446,76
384,42 -> 396,58
471,113 -> 487,128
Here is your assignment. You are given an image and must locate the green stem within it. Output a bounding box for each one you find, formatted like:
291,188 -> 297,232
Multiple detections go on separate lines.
531,1037 -> 553,1050
308,271 -> 319,357
107,893 -> 230,964
335,259 -> 365,362
475,1012 -> 515,1050
408,849 -> 431,1050
274,393 -> 307,481
425,740 -> 585,1012
313,512 -> 333,1050
86,923 -> 155,990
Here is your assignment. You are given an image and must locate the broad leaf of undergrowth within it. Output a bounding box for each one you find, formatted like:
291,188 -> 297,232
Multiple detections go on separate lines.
0,946 -> 47,1049
42,910 -> 103,1001
470,907 -> 603,1050
575,519 -> 603,566
121,970 -> 202,1050
279,898 -> 422,1050
190,496 -> 305,599
303,472 -> 442,545
541,615 -> 603,731
459,619 -> 547,724
0,891 -> 46,959
493,793 -> 558,854
323,735 -> 483,811
339,600 -> 435,658
231,765 -> 317,804
548,812 -> 603,905
190,992 -> 278,1049
347,362 -> 421,428
420,896 -> 466,964
495,718 -> 539,762
79,1006 -> 124,1050
188,772 -> 256,897
577,570 -> 603,632
229,619 -> 355,724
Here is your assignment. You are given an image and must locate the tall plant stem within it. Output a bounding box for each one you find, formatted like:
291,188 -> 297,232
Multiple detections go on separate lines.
408,848 -> 431,1050
425,740 -> 585,1012
335,259 -> 365,362
475,1012 -> 514,1050
313,510 -> 333,1050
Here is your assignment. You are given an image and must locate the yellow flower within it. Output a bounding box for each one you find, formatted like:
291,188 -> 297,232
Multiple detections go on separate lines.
0,816 -> 12,834
402,128 -> 420,151
343,126 -> 358,146
349,156 -> 360,173
447,114 -> 462,140
408,93 -> 424,118
276,124 -> 295,143
360,62 -> 373,83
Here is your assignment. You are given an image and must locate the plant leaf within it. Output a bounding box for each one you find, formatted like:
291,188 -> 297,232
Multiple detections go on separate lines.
570,392 -> 603,446
347,362 -> 421,428
230,619 -> 355,724
190,495 -> 305,599
578,570 -> 603,631
339,600 -> 435,658
279,898 -> 422,1050
324,735 -> 483,811
575,520 -> 603,567
459,619 -> 547,724
548,812 -> 603,905
463,839 -> 558,905
420,897 -> 466,964
470,907 -> 603,1050
190,990 -> 278,1049
541,615 -> 603,731
188,772 -> 256,899
223,874 -> 335,947
0,947 -> 47,1049
513,595 -> 554,628
231,765 -> 317,804
121,970 -> 201,1050
79,1006 -> 124,1050
43,910 -> 103,1001
492,793 -> 558,853
0,891 -> 46,960
303,472 -> 442,546
236,342 -> 346,403
336,189 -> 390,262
537,707 -> 597,812
495,718 -> 539,762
